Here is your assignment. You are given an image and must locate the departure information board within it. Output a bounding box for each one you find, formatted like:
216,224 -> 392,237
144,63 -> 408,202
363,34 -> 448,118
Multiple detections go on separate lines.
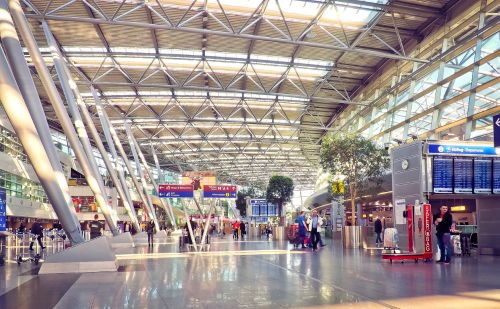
474,158 -> 492,193
453,157 -> 473,193
493,159 -> 500,194
433,156 -> 453,193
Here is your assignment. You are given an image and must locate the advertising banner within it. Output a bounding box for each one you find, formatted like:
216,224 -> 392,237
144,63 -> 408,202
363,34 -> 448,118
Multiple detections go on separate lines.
159,184 -> 194,198
203,185 -> 237,198
182,171 -> 216,191
423,203 -> 432,254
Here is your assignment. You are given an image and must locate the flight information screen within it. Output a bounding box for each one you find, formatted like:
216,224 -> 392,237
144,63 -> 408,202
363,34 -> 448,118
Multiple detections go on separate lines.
493,159 -> 500,194
433,156 -> 453,193
453,157 -> 473,193
474,158 -> 492,193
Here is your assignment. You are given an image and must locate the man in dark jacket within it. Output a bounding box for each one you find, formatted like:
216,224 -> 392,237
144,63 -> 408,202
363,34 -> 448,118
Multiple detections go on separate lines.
29,219 -> 45,251
433,205 -> 453,264
374,218 -> 383,247
89,214 -> 103,239
146,220 -> 155,247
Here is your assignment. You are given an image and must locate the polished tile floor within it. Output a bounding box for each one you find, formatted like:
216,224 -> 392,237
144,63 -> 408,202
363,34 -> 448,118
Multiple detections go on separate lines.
1,235 -> 500,308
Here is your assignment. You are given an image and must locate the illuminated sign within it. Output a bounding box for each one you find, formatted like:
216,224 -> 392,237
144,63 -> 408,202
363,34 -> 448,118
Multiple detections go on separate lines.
423,204 -> 432,254
450,206 -> 466,212
203,185 -> 237,198
159,184 -> 194,198
428,144 -> 500,156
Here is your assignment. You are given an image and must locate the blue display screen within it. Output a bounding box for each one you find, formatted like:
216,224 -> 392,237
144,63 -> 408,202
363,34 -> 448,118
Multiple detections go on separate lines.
433,156 -> 453,193
493,159 -> 500,194
474,158 -> 492,194
0,189 -> 6,232
453,157 -> 473,193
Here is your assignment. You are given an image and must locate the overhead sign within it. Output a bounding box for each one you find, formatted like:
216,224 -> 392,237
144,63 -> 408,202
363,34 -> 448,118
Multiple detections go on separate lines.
203,185 -> 237,198
494,115 -> 500,148
159,184 -> 194,198
0,189 -> 6,232
427,143 -> 500,156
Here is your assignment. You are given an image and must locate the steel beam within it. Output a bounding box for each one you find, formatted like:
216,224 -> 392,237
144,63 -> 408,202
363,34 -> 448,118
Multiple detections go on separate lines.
46,33 -> 142,232
42,21 -> 120,236
93,88 -> 160,231
0,0 -> 84,243
126,124 -> 175,231
150,143 -> 177,230
24,13 -> 428,63
465,0 -> 487,139
124,122 -> 160,233
90,90 -> 140,232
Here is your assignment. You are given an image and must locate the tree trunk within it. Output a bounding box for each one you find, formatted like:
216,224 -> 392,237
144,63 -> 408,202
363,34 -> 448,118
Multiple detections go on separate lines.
278,202 -> 284,226
350,184 -> 356,226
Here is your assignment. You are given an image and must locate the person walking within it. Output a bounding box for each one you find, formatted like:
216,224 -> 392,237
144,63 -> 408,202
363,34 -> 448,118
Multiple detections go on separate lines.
232,220 -> 240,240
297,211 -> 308,248
146,219 -> 155,247
307,210 -> 323,252
29,219 -> 45,251
89,214 -> 103,240
374,217 -> 383,247
240,221 -> 246,240
434,205 -> 453,264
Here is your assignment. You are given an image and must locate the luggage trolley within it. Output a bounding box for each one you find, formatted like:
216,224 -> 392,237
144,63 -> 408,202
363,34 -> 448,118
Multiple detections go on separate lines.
382,203 -> 433,263
16,232 -> 42,266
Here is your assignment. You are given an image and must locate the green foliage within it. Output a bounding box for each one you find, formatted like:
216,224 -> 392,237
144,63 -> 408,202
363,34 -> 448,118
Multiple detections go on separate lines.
235,186 -> 265,216
266,175 -> 294,218
320,133 -> 389,224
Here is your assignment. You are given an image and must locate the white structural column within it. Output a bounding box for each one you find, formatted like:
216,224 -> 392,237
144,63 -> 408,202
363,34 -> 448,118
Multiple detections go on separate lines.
41,22 -> 119,236
430,39 -> 449,134
8,0 -> 120,235
382,77 -> 398,143
150,143 -> 177,230
44,33 -> 141,232
127,133 -> 175,230
125,128 -> 173,228
0,1 -> 83,243
464,0 -> 487,140
91,89 -> 138,231
402,63 -> 420,138
0,45 -> 87,243
92,94 -> 160,230
124,123 -> 160,233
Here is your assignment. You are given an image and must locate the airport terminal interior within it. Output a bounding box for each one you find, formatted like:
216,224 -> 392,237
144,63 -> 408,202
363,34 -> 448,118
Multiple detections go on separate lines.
0,0 -> 499,308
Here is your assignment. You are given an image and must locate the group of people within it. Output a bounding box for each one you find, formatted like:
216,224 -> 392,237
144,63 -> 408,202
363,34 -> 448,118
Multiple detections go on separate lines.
232,220 -> 246,240
297,210 -> 325,251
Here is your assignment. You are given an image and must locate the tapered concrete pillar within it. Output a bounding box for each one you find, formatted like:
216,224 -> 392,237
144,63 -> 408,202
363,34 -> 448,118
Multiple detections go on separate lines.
9,0 -> 119,236
92,92 -> 160,229
150,143 -> 177,230
41,21 -> 119,236
124,123 -> 160,233
0,45 -> 86,243
42,27 -> 140,233
0,3 -> 84,243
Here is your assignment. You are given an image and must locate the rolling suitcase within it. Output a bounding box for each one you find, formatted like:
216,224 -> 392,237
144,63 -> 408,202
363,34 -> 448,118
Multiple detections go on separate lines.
451,235 -> 461,255
383,228 -> 399,248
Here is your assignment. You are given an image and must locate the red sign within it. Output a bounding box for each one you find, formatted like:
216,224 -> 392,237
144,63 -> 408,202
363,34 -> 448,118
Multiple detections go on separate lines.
204,185 -> 236,192
423,203 -> 433,254
407,205 -> 414,253
203,185 -> 237,198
